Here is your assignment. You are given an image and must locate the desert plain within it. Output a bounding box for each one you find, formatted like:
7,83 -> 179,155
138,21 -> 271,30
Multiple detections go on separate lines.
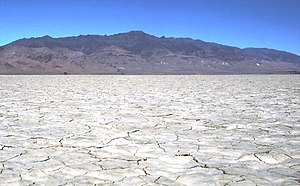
0,75 -> 299,185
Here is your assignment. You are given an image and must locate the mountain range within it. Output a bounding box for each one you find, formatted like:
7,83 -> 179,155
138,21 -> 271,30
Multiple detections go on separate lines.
0,31 -> 299,74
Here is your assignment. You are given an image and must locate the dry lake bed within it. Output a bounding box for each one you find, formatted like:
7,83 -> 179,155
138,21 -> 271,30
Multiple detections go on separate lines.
0,75 -> 299,185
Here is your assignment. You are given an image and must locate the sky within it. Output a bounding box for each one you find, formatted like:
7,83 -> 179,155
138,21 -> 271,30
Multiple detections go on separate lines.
0,0 -> 299,55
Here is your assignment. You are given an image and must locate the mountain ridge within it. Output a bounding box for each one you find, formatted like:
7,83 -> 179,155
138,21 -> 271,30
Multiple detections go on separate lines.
1,31 -> 299,74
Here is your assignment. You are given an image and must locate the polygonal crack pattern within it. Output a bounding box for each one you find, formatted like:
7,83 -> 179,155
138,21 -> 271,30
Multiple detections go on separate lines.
0,75 -> 299,185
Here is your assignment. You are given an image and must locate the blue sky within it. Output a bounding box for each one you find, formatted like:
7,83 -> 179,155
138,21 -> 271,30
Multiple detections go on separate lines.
0,0 -> 299,55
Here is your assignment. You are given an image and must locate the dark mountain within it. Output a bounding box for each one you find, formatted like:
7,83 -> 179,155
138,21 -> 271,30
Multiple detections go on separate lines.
1,31 -> 299,74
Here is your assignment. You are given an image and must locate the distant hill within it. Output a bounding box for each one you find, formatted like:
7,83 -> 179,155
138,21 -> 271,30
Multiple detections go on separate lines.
0,31 -> 299,74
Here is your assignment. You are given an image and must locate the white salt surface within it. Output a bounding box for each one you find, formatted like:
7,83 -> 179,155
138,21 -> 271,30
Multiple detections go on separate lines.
0,75 -> 299,185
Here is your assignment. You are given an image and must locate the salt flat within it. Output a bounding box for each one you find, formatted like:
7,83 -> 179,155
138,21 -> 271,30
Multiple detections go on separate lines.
0,75 -> 299,185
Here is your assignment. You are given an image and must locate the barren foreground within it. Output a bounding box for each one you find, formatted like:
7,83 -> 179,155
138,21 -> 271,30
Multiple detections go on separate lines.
0,75 -> 299,185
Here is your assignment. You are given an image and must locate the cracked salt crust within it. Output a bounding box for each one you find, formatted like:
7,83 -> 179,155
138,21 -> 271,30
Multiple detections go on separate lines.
0,75 -> 299,185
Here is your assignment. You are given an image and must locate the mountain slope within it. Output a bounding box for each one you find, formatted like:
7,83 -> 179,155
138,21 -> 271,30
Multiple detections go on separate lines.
0,31 -> 299,74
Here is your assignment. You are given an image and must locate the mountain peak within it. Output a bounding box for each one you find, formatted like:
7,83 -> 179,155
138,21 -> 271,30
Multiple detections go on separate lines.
110,30 -> 156,39
41,35 -> 53,39
1,31 -> 299,74
127,30 -> 147,34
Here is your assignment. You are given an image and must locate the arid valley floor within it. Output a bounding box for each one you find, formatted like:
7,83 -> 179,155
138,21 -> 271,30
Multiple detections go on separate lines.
0,75 -> 299,185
